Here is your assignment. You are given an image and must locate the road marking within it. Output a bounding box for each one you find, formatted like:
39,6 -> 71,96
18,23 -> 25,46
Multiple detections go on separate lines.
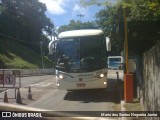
30,81 -> 55,87
120,100 -> 127,120
41,82 -> 55,87
30,82 -> 44,86
0,89 -> 12,95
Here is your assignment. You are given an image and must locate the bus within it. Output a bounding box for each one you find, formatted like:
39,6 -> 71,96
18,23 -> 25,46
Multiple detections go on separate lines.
107,56 -> 123,69
49,29 -> 111,90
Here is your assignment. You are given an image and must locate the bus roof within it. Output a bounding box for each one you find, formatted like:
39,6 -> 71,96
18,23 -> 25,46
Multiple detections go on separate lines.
58,29 -> 104,38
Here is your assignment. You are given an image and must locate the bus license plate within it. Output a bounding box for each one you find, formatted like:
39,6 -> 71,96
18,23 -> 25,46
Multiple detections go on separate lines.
77,83 -> 85,87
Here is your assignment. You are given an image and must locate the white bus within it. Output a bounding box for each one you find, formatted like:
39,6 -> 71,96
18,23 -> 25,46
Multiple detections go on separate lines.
108,56 -> 123,69
49,29 -> 111,90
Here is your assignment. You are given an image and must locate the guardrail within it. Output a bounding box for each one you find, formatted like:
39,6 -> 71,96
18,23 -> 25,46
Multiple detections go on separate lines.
0,69 -> 55,77
20,69 -> 55,76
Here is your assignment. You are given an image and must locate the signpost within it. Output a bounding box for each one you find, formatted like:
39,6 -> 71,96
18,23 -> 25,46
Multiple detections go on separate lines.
0,74 -> 3,84
4,74 -> 15,85
0,69 -> 21,99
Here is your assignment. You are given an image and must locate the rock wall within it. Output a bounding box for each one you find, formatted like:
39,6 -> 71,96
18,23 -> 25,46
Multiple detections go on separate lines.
143,42 -> 160,111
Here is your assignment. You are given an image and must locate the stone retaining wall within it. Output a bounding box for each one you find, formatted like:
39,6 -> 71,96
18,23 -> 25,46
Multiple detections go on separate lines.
143,42 -> 160,111
20,69 -> 55,76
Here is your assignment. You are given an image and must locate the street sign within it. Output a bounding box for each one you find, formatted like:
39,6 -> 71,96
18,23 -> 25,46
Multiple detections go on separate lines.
4,74 -> 15,85
0,69 -> 21,99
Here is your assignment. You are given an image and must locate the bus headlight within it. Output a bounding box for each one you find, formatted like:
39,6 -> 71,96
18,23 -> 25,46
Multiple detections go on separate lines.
100,73 -> 104,78
59,74 -> 64,79
95,73 -> 106,78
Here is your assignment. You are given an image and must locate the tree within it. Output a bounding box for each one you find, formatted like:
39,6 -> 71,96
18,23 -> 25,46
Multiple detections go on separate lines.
0,0 -> 54,45
122,0 -> 160,20
95,4 -> 123,53
58,20 -> 97,33
80,0 -> 160,53
80,0 -> 124,53
81,0 -> 160,20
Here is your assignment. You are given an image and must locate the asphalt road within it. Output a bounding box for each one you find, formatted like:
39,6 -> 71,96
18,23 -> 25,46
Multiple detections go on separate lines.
28,70 -> 124,114
0,75 -> 56,101
0,70 -> 145,120
0,70 -> 124,118
20,75 -> 55,87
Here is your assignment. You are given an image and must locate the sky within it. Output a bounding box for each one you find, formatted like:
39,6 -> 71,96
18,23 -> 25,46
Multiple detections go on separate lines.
39,0 -> 105,28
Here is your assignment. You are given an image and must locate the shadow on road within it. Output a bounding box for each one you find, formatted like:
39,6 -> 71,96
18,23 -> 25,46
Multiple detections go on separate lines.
64,79 -> 124,104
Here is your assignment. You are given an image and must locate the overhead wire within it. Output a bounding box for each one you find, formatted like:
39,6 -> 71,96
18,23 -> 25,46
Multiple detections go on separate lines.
0,32 -> 39,45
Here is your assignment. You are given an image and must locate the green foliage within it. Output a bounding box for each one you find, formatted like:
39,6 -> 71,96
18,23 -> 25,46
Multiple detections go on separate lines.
0,38 -> 54,69
80,0 -> 160,53
95,4 -> 124,53
0,0 -> 54,45
122,0 -> 160,20
58,20 -> 97,33
80,0 -> 112,7
0,0 -> 56,69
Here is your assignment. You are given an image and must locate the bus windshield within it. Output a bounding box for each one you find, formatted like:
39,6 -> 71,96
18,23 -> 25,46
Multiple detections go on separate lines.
56,36 -> 106,72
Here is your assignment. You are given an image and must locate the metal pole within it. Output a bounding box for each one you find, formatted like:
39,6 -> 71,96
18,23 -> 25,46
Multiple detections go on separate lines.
123,8 -> 129,74
40,42 -> 44,69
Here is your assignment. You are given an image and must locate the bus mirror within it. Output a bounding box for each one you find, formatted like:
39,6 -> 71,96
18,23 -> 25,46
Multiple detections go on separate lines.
106,37 -> 111,51
48,40 -> 57,54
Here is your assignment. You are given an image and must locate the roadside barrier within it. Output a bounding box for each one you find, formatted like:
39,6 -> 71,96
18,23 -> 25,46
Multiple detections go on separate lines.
0,69 -> 54,104
28,86 -> 32,100
3,91 -> 8,103
16,88 -> 22,104
20,69 -> 55,76
0,69 -> 21,100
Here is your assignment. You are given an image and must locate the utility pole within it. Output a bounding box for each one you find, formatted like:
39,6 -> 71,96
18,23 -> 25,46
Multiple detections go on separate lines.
123,8 -> 133,103
123,8 -> 129,74
40,41 -> 44,69
77,14 -> 85,22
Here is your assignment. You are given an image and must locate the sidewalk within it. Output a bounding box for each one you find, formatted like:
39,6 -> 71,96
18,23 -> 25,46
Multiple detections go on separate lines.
115,71 -> 144,120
